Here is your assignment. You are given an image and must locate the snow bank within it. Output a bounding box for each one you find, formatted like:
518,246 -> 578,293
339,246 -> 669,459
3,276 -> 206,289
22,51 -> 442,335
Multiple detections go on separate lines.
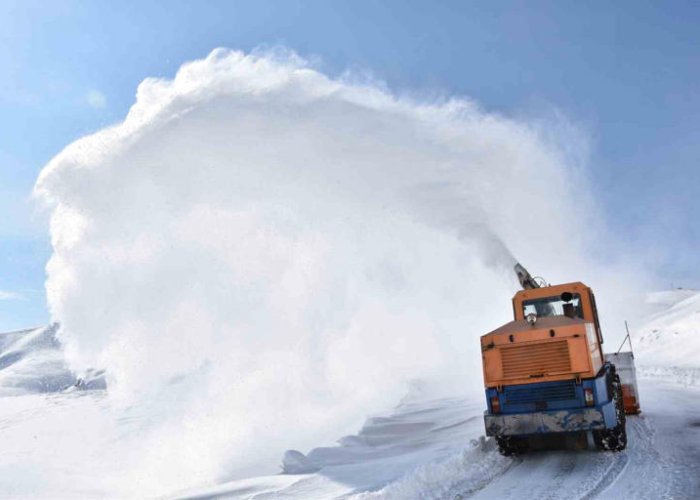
33,48 -> 645,494
176,396 -> 500,499
0,325 -> 76,396
352,438 -> 509,500
635,289 -> 700,386
635,289 -> 700,368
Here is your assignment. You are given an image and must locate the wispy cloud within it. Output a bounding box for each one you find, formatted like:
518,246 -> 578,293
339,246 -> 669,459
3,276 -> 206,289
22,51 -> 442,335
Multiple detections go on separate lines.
86,89 -> 107,109
0,290 -> 23,301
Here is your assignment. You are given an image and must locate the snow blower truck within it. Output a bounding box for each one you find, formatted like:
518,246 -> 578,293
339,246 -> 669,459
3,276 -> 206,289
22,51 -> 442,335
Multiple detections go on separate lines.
481,264 -> 641,455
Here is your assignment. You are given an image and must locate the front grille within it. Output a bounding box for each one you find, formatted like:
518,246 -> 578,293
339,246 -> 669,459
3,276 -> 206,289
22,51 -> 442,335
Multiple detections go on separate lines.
500,340 -> 571,379
504,381 -> 577,404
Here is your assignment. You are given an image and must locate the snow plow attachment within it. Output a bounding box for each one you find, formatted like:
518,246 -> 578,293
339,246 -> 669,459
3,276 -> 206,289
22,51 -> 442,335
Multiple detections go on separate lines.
605,351 -> 641,414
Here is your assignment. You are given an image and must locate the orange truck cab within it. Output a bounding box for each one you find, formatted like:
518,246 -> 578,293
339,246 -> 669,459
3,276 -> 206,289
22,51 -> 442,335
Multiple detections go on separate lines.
481,265 -> 638,455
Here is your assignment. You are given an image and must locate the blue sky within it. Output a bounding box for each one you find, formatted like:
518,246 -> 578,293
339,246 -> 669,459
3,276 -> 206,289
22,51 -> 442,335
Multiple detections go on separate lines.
1,0 -> 698,330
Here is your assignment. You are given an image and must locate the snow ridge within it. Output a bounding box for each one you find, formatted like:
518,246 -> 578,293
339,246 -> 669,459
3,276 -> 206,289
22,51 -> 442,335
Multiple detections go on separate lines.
635,289 -> 700,385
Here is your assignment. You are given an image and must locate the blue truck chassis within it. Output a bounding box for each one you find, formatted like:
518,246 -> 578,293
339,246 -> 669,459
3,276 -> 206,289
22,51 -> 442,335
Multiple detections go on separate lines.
484,363 -> 619,437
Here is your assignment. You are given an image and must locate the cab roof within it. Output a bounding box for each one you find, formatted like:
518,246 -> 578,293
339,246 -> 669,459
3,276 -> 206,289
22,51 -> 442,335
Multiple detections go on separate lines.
481,315 -> 586,339
513,281 -> 590,301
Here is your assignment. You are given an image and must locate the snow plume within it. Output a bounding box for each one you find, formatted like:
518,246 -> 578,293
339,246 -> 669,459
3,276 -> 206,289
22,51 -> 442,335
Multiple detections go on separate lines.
34,48 -> 640,495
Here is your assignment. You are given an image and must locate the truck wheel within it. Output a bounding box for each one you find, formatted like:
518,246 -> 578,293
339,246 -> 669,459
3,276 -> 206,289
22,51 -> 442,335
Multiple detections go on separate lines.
593,374 -> 627,451
496,435 -> 528,456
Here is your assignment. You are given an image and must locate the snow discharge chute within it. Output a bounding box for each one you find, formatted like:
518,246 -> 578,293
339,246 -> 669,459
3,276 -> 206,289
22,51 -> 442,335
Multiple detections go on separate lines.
33,48 -> 641,494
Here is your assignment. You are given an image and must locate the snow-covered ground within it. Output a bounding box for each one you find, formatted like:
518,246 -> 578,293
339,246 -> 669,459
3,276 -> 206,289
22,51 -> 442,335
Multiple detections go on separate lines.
0,290 -> 698,499
635,289 -> 700,386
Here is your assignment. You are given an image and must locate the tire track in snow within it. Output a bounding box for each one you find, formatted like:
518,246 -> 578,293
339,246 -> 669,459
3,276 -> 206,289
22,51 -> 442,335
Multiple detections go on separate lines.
467,429 -> 633,499
577,449 -> 628,499
450,455 -> 520,499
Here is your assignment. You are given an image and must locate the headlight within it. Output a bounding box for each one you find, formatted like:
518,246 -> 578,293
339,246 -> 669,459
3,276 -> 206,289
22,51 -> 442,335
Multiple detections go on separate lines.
526,313 -> 537,326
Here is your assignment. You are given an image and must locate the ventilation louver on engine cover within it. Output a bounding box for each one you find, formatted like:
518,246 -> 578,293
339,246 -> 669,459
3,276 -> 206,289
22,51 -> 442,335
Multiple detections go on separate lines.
500,340 -> 571,379
504,381 -> 577,404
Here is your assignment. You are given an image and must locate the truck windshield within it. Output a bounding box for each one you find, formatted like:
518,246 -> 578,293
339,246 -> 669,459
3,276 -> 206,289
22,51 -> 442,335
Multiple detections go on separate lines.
523,294 -> 583,319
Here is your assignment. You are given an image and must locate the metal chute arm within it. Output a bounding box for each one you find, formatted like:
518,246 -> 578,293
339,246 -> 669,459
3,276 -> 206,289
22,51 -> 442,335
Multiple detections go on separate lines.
514,263 -> 540,290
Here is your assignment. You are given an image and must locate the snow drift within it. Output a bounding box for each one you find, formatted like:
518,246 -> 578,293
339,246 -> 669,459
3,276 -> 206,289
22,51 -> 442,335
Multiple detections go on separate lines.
34,48 -> 646,494
635,289 -> 700,386
0,325 -> 73,396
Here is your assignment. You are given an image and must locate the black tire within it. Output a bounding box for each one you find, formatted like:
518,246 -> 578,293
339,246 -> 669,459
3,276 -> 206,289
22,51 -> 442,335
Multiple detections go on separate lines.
496,435 -> 528,456
593,374 -> 627,451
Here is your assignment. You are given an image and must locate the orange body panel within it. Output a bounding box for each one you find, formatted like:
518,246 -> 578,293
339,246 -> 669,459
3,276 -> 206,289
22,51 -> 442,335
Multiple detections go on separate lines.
622,384 -> 641,414
481,282 -> 605,389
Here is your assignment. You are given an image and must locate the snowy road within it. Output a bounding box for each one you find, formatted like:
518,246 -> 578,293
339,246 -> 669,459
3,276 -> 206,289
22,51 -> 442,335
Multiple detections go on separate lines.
598,379 -> 700,500
469,379 -> 700,500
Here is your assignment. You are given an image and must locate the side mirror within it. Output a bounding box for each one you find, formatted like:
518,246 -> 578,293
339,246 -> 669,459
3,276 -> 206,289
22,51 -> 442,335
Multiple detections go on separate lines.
560,292 -> 573,303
